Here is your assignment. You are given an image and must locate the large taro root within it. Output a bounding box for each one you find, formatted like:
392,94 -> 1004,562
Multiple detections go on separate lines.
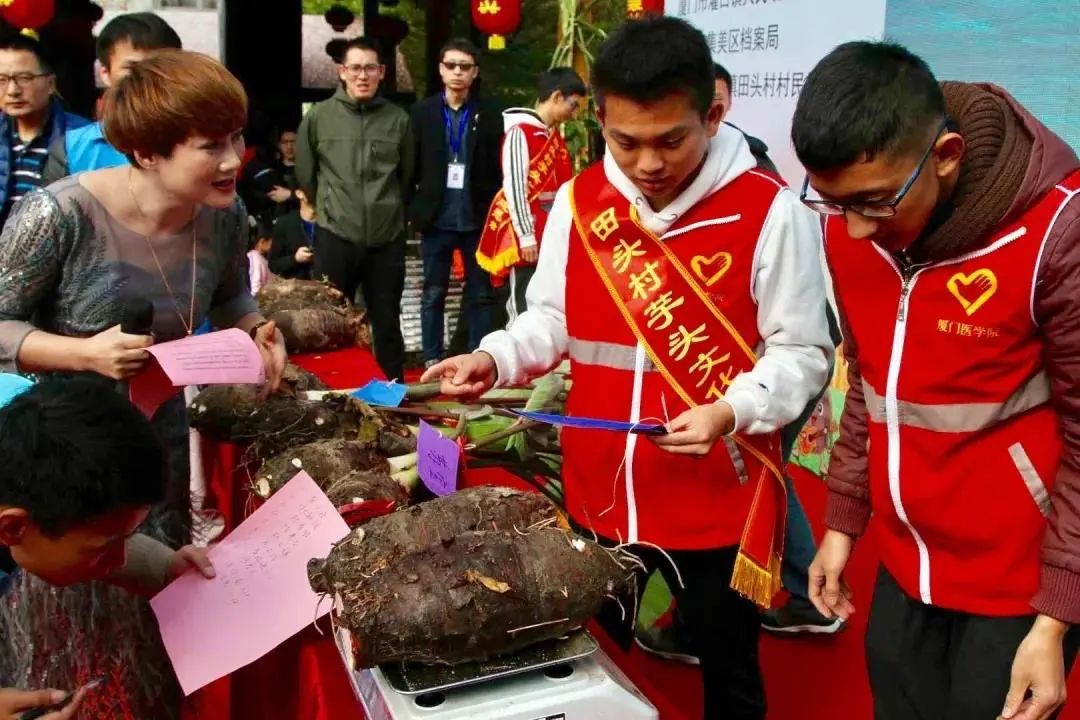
271,307 -> 367,354
189,385 -> 408,463
318,393 -> 415,457
324,470 -> 409,509
317,527 -> 633,667
256,278 -> 346,315
308,487 -> 560,599
188,385 -> 343,454
255,439 -> 389,498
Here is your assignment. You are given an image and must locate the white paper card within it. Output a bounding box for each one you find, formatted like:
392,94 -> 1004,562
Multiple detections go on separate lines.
446,163 -> 466,190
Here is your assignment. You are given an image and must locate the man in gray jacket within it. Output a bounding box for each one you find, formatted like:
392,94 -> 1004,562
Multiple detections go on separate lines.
296,37 -> 412,380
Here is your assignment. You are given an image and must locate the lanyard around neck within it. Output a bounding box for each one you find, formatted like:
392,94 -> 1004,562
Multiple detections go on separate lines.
442,102 -> 471,161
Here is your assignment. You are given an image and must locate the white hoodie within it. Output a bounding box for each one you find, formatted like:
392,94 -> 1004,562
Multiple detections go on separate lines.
480,123 -> 833,435
500,108 -> 550,250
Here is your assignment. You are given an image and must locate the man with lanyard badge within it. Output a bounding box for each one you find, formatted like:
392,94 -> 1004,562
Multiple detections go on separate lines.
409,38 -> 504,368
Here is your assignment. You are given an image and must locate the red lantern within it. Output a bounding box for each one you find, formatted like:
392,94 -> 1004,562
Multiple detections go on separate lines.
1,0 -> 56,30
626,0 -> 664,19
470,0 -> 521,51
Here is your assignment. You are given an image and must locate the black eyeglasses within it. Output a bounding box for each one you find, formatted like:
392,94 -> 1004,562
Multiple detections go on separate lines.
344,63 -> 382,76
0,72 -> 50,89
442,61 -> 476,72
800,117 -> 950,219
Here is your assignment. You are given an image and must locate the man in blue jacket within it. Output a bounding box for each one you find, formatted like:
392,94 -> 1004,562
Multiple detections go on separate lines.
41,12 -> 180,183
0,33 -> 88,227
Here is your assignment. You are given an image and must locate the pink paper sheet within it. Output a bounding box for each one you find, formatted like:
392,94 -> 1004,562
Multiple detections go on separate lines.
147,328 -> 264,386
150,471 -> 349,696
129,328 -> 265,417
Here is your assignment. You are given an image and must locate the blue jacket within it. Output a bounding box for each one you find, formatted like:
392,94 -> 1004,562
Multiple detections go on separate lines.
64,121 -> 128,174
0,99 -> 89,210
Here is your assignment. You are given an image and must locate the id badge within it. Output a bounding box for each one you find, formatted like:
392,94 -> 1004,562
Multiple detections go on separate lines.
446,163 -> 466,190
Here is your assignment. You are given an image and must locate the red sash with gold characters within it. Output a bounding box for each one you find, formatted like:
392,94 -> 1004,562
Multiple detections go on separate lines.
476,130 -> 569,278
569,170 -> 787,608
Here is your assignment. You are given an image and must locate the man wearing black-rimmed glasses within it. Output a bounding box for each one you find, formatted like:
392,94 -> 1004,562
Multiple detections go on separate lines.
795,41 -> 1080,720
0,33 -> 88,228
408,38 -> 504,367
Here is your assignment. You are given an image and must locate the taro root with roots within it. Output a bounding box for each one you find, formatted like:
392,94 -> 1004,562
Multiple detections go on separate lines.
312,525 -> 635,667
324,469 -> 411,509
254,439 -> 391,499
256,277 -> 347,315
189,387 -> 410,464
188,385 -> 343,448
308,486 -> 561,596
270,307 -> 367,354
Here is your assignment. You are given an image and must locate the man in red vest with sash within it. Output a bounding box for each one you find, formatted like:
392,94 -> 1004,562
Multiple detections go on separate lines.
476,68 -> 585,323
424,17 -> 832,719
796,42 -> 1080,720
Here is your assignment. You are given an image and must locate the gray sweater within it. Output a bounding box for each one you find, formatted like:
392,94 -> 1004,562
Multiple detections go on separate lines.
113,534 -> 180,595
0,176 -> 258,370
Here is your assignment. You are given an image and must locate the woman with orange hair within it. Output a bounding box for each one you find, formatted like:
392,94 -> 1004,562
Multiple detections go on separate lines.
0,50 -> 285,719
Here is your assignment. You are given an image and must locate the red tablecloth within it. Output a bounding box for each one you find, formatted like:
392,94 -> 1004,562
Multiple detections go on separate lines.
183,346 -> 726,720
185,346 -> 1070,720
184,349 -> 382,720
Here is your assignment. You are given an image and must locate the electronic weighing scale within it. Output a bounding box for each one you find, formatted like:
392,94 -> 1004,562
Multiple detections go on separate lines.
334,623 -> 658,720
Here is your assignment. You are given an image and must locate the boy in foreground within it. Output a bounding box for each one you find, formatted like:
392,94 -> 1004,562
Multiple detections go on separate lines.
0,378 -> 213,719
425,17 -> 831,718
798,42 -> 1080,720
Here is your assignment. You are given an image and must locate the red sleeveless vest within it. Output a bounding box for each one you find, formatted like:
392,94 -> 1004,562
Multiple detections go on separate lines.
562,165 -> 786,549
825,169 -> 1080,614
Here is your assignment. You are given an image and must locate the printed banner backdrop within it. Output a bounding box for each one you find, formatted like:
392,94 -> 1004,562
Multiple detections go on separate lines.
791,350 -> 849,477
664,0 -> 888,188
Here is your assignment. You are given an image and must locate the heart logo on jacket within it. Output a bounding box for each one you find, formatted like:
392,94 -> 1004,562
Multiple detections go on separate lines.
947,268 -> 998,316
690,252 -> 733,288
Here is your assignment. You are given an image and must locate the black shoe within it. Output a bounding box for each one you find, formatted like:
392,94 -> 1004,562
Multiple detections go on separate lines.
634,623 -> 700,665
761,596 -> 846,635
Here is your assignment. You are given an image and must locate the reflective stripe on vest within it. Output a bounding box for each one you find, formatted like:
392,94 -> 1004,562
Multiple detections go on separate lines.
862,371 -> 1051,433
567,335 -> 749,484
568,336 -> 765,372
568,337 -> 657,372
1007,442 -> 1052,516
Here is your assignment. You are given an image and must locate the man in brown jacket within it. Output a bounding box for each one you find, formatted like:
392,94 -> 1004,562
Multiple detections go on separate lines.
793,42 -> 1079,720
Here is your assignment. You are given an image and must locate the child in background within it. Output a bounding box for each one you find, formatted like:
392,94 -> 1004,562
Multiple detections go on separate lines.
247,217 -> 274,295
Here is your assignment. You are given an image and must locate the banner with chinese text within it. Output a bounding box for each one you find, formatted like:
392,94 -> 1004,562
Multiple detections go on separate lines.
666,0 -> 886,188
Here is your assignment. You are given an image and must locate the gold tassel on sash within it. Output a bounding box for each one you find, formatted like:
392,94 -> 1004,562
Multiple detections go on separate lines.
732,550 -> 783,608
